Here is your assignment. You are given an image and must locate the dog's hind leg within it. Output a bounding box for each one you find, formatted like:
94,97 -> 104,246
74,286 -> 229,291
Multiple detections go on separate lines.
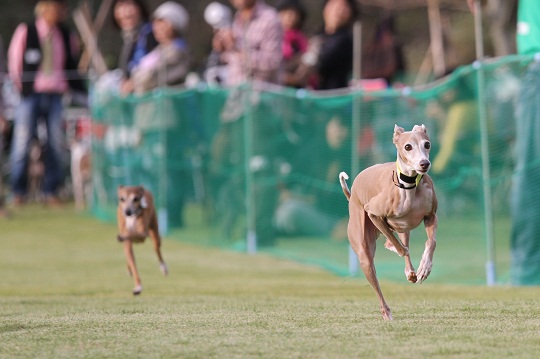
123,240 -> 142,295
358,241 -> 393,320
149,213 -> 168,276
349,207 -> 393,320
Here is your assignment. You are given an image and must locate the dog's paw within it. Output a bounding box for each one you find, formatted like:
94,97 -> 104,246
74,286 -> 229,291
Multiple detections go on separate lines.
384,240 -> 398,254
117,235 -> 125,242
416,258 -> 433,283
381,305 -> 393,321
405,269 -> 417,283
160,263 -> 168,276
132,285 -> 142,295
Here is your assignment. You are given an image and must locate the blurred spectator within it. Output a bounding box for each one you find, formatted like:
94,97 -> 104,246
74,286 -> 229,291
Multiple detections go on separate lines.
211,0 -> 283,86
277,0 -> 308,88
295,0 -> 358,90
7,0 -> 86,206
362,15 -> 405,86
127,1 -> 190,94
129,1 -> 192,229
111,0 -> 158,95
208,0 -> 283,247
203,2 -> 233,86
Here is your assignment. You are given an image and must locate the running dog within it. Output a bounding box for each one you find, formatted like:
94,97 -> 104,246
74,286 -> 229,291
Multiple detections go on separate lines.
117,185 -> 168,295
339,124 -> 438,320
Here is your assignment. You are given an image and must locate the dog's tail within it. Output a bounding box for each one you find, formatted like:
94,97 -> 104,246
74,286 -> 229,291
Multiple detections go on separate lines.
339,172 -> 351,201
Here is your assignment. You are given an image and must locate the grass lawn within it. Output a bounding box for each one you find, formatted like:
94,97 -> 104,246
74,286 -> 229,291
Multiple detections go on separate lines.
1,205 -> 540,358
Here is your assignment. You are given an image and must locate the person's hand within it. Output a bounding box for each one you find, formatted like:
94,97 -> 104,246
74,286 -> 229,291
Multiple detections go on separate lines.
120,79 -> 134,96
212,29 -> 234,52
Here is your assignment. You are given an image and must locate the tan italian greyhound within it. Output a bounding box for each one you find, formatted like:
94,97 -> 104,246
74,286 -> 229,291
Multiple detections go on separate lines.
339,124 -> 438,320
117,185 -> 168,295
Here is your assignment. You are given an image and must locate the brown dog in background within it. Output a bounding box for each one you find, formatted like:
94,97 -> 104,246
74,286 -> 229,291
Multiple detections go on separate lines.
117,185 -> 168,295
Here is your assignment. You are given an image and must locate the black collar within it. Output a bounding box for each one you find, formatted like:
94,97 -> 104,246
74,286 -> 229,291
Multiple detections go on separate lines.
393,162 -> 423,190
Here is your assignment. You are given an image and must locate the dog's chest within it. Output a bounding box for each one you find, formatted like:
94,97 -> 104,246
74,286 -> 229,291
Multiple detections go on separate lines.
389,188 -> 435,232
125,216 -> 137,231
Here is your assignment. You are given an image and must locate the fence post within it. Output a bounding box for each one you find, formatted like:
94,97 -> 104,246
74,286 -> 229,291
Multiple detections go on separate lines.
349,20 -> 363,275
474,0 -> 496,286
243,84 -> 257,254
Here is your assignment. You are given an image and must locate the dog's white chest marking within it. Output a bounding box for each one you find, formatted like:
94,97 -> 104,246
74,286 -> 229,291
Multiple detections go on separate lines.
125,215 -> 137,232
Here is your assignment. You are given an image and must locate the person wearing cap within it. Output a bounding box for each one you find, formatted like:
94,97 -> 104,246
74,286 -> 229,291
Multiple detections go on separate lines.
7,0 -> 86,207
126,1 -> 190,93
125,1 -> 192,229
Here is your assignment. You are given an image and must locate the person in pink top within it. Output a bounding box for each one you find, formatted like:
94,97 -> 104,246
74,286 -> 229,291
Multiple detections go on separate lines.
277,0 -> 308,88
8,0 -> 85,206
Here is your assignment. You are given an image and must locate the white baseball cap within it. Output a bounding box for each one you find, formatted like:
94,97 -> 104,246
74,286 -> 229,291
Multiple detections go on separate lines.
153,1 -> 189,33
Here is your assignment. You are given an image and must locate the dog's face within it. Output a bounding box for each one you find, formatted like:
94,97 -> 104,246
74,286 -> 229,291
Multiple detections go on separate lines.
393,124 -> 432,174
118,186 -> 147,217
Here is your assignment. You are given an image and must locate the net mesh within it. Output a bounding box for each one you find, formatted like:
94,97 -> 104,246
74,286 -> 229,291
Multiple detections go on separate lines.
90,55 -> 539,285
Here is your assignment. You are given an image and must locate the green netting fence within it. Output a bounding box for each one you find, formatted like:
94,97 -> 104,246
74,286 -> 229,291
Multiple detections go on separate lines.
90,54 -> 540,285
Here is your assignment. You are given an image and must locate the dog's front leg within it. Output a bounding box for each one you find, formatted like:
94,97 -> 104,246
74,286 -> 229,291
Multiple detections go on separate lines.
123,240 -> 142,295
416,214 -> 438,283
149,214 -> 168,276
397,232 -> 417,283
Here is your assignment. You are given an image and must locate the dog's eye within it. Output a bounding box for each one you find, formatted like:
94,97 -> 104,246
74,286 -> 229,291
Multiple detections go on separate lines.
133,197 -> 140,202
119,197 -> 125,202
424,142 -> 431,149
404,144 -> 412,151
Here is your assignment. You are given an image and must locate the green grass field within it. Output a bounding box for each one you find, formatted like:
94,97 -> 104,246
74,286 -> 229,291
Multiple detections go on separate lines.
1,205 -> 540,358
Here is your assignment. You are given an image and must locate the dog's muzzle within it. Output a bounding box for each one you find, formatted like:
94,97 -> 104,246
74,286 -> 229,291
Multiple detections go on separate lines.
419,160 -> 431,173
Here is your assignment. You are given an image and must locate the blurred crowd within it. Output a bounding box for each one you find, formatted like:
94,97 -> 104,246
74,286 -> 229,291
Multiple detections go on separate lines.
0,0 -> 406,221
0,0 -> 484,249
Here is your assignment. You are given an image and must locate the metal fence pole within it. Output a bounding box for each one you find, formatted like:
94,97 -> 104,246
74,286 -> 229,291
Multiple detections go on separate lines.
349,20 -> 362,275
243,84 -> 257,254
474,0 -> 496,286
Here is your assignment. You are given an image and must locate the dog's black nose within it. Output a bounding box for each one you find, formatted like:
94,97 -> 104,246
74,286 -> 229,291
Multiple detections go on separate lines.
420,160 -> 431,170
125,209 -> 133,216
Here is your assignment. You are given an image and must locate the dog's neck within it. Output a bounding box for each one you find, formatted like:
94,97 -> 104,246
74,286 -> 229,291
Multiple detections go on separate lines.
394,159 -> 422,190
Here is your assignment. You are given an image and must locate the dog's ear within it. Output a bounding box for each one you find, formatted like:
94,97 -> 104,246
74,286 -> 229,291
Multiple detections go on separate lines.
393,125 -> 404,144
135,186 -> 148,208
412,124 -> 427,133
140,195 -> 148,208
